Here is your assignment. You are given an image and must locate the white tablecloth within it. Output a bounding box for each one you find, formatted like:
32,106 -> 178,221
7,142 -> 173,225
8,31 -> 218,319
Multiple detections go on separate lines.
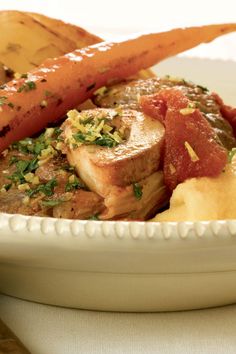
1,294 -> 236,354
1,1 -> 236,353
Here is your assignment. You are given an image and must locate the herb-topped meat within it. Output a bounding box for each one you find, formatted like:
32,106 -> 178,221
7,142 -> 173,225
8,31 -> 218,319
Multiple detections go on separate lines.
61,107 -> 167,219
0,128 -> 104,218
0,105 -> 167,220
94,77 -> 236,150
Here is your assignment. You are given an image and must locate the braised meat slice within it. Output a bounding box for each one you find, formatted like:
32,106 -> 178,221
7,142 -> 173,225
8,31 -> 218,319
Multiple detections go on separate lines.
62,108 -> 165,196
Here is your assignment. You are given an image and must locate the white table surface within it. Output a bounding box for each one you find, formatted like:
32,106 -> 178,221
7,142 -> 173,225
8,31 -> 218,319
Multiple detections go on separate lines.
0,1 -> 236,353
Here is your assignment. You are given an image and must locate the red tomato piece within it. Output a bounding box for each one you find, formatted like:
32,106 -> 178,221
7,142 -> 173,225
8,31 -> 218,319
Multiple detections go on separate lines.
160,89 -> 228,190
140,89 -> 189,122
139,94 -> 167,123
141,88 -> 228,190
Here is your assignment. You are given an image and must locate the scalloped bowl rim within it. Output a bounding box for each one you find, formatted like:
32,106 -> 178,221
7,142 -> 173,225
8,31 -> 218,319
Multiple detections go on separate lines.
1,212 -> 236,241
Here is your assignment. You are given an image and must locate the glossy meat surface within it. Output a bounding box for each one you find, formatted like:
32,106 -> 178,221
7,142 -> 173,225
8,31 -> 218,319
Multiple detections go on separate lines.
95,77 -> 236,150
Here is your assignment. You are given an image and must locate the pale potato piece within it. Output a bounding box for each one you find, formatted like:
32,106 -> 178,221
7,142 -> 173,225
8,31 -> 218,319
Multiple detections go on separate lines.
28,12 -> 101,48
0,11 -> 101,73
153,164 -> 236,222
0,10 -> 150,83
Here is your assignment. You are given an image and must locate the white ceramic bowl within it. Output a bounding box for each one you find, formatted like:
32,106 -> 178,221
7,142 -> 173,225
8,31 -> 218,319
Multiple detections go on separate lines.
0,57 -> 236,312
1,213 -> 236,311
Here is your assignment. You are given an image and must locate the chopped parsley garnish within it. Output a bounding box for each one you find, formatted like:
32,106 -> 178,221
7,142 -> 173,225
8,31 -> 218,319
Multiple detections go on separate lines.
34,141 -> 45,155
0,96 -> 7,106
65,176 -> 84,192
8,158 -> 39,184
61,164 -> 75,172
11,130 -> 56,156
228,148 -> 236,163
44,90 -> 52,97
54,127 -> 63,138
80,116 -> 94,125
72,131 -> 120,148
9,156 -> 19,166
25,81 -> 36,90
67,109 -> 124,149
133,183 -> 143,200
17,81 -> 36,93
94,134 -> 119,148
27,158 -> 39,172
18,158 -> 37,174
11,138 -> 35,154
73,133 -> 86,143
41,199 -> 63,207
3,183 -> 12,191
197,84 -> 209,92
94,86 -> 108,96
27,178 -> 57,198
88,214 -> 100,220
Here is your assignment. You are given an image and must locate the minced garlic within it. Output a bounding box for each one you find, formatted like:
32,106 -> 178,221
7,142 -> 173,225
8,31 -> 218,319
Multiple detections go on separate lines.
169,163 -> 176,175
32,176 -> 40,185
44,127 -> 54,138
184,141 -> 199,162
22,196 -> 30,205
24,172 -> 34,183
38,145 -> 57,163
68,174 -> 76,183
18,183 -> 30,191
94,86 -> 108,96
180,107 -> 196,115
40,100 -> 48,108
1,149 -> 8,158
66,109 -> 125,149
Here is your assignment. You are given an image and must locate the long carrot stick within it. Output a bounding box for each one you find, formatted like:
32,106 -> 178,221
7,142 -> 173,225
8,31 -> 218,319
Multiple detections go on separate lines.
0,23 -> 235,152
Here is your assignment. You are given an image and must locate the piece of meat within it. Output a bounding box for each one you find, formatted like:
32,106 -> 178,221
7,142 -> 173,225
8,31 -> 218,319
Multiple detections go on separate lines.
100,171 -> 168,220
0,189 -> 49,216
0,148 -> 104,218
95,77 -> 236,150
62,108 -> 165,197
212,92 -> 236,137
53,189 -> 104,219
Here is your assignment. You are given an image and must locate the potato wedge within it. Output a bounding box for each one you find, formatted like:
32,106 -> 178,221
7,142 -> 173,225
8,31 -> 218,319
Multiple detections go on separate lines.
28,12 -> 101,49
0,11 -> 101,73
0,10 -> 152,83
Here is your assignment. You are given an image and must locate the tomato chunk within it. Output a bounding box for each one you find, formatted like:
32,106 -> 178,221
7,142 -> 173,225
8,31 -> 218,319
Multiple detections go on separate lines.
140,94 -> 167,123
141,88 -> 228,190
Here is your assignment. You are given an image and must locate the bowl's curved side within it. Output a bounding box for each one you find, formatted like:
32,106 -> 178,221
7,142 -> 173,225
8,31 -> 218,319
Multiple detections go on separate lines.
1,263 -> 236,312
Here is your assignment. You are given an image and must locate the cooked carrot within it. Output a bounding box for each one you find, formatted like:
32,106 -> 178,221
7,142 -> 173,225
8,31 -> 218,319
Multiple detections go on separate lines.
0,23 -> 236,152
